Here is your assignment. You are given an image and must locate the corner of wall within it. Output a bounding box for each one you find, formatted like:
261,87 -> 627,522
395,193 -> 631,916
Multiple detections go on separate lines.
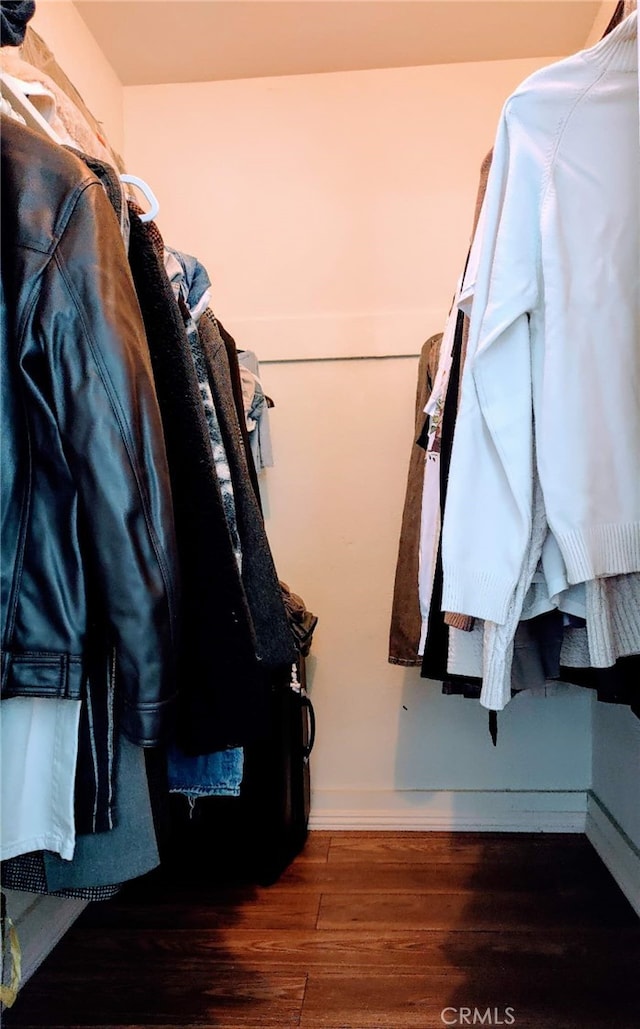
586,792 -> 640,918
29,0 -> 125,154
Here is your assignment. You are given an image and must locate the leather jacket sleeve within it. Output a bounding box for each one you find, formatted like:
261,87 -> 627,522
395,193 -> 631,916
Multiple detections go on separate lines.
34,179 -> 180,745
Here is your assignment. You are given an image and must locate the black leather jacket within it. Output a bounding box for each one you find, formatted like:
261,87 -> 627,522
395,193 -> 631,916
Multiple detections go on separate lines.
0,117 -> 180,746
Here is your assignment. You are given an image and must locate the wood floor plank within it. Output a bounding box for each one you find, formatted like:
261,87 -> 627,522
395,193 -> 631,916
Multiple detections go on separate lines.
316,885 -> 637,932
327,831 -> 592,865
77,891 -> 321,931
7,970 -> 307,1027
275,855 -> 606,894
37,926 -> 640,974
292,833 -> 331,863
299,968 -> 640,1029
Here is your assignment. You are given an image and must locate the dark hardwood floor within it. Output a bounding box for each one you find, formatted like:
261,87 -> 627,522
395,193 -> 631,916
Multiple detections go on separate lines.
6,831 -> 640,1029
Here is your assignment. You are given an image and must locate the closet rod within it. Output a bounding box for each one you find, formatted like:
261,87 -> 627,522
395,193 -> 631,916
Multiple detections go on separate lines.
260,352 -> 420,366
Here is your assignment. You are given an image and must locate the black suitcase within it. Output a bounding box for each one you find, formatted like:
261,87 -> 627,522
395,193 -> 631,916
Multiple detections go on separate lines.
241,654 -> 316,883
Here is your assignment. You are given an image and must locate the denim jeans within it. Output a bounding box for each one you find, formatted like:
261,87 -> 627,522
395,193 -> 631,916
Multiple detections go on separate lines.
167,742 -> 244,797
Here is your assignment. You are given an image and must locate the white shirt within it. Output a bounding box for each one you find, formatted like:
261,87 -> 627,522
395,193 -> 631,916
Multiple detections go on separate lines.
1,698 -> 80,862
442,14 -> 640,625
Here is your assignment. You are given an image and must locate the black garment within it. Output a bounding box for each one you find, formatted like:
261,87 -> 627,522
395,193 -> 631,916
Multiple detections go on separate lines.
421,310 -> 466,681
198,310 -> 297,671
0,118 -> 179,746
0,1 -> 34,45
559,657 -> 640,719
216,318 -> 263,507
126,209 -> 269,754
72,632 -> 117,833
442,680 -> 482,699
603,2 -> 627,38
64,153 -> 131,831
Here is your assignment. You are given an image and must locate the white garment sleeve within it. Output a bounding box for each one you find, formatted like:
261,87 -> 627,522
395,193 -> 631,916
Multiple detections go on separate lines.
441,103 -> 542,624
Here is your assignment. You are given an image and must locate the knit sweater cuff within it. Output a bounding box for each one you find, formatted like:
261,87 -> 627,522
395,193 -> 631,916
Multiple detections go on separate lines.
480,644 -> 512,711
441,565 -> 515,625
444,612 -> 475,632
557,523 -> 640,584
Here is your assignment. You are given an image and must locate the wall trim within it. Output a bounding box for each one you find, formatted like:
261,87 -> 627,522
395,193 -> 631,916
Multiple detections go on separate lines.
309,788 -> 588,832
585,792 -> 640,918
4,891 -> 87,989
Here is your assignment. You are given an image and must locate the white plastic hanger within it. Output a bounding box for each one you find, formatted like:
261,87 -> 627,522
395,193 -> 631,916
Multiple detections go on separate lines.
0,71 -> 62,143
0,73 -> 161,224
120,173 -> 160,223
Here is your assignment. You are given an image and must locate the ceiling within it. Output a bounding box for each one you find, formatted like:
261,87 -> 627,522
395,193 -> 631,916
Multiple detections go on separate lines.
74,0 -> 603,86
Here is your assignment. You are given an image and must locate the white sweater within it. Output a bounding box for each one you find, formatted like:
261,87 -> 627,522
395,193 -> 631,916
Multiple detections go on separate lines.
441,14 -> 640,625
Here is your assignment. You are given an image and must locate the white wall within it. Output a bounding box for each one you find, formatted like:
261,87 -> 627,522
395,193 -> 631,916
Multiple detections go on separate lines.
124,58 -> 565,359
29,0 -> 124,153
125,58 -> 592,828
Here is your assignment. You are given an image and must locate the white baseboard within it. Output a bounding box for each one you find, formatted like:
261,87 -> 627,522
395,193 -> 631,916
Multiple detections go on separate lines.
585,793 -> 640,918
3,891 -> 87,988
309,789 -> 588,832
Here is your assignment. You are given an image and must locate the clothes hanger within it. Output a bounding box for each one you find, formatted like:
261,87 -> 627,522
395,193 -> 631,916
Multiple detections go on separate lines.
602,0 -> 637,36
120,173 -> 160,223
0,71 -> 61,143
0,77 -> 161,221
0,74 -> 160,223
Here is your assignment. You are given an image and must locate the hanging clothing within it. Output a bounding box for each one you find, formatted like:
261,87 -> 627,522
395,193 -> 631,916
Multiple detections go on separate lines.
420,309 -> 467,681
0,118 -> 180,748
418,302 -> 465,657
42,734 -> 159,891
453,543 -> 640,712
442,15 -> 640,625
280,581 -> 319,657
442,148 -> 493,635
415,155 -> 490,655
165,247 -> 212,322
65,146 -> 130,248
162,251 -> 249,796
167,745 -> 244,799
214,320 -> 263,505
2,733 -> 159,895
237,350 -> 275,471
0,697 -> 80,862
1,851 -> 121,901
126,207 -> 268,754
163,247 -> 243,571
198,310 -> 297,671
388,333 -> 442,666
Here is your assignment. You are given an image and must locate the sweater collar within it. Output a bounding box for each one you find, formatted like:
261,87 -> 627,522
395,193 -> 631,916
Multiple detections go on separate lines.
582,10 -> 637,73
